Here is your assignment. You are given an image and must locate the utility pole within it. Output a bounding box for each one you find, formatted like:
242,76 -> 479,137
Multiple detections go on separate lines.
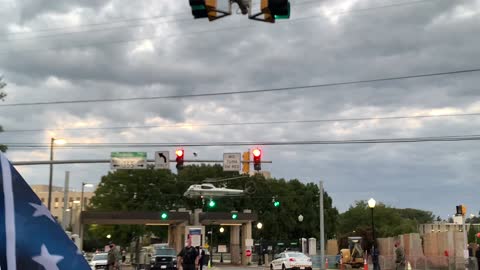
319,181 -> 325,270
62,171 -> 70,229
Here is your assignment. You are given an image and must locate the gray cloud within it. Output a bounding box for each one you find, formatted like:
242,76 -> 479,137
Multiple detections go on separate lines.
1,0 -> 480,218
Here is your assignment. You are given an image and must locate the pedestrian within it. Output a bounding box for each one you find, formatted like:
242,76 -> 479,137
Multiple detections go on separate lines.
122,249 -> 126,263
197,247 -> 206,270
108,242 -> 118,270
394,238 -> 406,270
177,238 -> 199,270
475,245 -> 480,270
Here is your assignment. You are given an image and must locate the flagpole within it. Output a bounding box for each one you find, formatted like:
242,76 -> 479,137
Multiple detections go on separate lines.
1,154 -> 17,269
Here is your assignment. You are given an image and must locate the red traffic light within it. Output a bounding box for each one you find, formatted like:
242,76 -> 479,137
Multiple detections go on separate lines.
252,148 -> 261,157
176,149 -> 184,157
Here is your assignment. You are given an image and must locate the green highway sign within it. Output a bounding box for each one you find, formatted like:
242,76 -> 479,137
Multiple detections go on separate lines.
110,152 -> 147,170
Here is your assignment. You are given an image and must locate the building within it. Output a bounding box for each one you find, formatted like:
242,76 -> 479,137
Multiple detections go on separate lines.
31,185 -> 95,228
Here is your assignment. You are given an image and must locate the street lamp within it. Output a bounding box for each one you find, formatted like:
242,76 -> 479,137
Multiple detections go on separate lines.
298,215 -> 304,222
219,227 -> 225,263
368,198 -> 379,270
256,222 -> 263,266
219,227 -> 225,233
47,137 -> 67,211
107,234 -> 112,239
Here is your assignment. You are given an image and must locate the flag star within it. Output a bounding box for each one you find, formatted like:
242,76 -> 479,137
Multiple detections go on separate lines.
32,244 -> 64,270
29,203 -> 55,223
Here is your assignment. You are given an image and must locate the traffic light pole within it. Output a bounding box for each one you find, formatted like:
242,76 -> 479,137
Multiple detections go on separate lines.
319,181 -> 325,270
12,159 -> 272,166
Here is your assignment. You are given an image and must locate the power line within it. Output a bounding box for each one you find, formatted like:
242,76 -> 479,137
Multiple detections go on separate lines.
1,67 -> 478,107
5,134 -> 480,149
0,0 -> 435,54
3,112 -> 480,133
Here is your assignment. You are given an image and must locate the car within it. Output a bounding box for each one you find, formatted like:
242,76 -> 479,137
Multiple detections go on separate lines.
89,253 -> 108,270
150,246 -> 178,270
270,251 -> 312,270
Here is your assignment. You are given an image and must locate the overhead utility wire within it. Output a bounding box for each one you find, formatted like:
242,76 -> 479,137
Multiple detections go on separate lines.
3,112 -> 480,133
0,0 -> 435,54
5,134 -> 480,149
0,68 -> 478,107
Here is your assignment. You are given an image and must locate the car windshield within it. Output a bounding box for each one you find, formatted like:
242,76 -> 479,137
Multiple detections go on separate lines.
155,248 -> 176,256
288,253 -> 308,258
93,254 -> 108,261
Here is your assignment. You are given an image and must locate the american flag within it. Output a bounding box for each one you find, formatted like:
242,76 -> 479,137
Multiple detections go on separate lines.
0,153 -> 91,269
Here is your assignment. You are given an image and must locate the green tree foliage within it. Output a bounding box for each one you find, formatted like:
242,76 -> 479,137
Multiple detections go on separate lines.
468,224 -> 479,244
85,165 -> 339,248
336,201 -> 433,250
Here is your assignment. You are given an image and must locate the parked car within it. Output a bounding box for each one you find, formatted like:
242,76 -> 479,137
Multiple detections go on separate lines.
270,251 -> 312,270
89,253 -> 108,270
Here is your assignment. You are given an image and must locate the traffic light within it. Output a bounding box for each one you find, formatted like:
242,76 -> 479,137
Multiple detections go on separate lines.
273,200 -> 280,207
161,212 -> 168,220
232,213 -> 238,220
189,0 -> 218,20
456,205 -> 467,216
242,151 -> 250,174
260,0 -> 290,23
252,148 -> 262,171
176,149 -> 184,170
208,199 -> 216,208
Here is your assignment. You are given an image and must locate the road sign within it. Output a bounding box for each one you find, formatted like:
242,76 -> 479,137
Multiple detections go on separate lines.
110,152 -> 147,169
245,239 -> 254,247
155,151 -> 170,169
245,249 -> 252,257
223,153 -> 241,172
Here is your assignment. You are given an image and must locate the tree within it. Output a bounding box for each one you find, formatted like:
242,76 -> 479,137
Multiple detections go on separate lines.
468,224 -> 478,244
86,164 -> 339,248
336,201 -> 431,250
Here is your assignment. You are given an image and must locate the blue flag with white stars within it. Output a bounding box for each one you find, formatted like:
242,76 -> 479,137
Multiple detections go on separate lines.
0,153 -> 91,270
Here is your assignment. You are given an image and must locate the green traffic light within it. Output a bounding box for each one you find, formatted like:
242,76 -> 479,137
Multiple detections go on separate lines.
208,200 -> 216,208
274,201 -> 280,207
161,212 -> 168,220
232,213 -> 238,220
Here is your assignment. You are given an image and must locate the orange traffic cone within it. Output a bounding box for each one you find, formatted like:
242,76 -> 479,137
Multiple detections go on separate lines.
325,258 -> 329,269
364,257 -> 368,270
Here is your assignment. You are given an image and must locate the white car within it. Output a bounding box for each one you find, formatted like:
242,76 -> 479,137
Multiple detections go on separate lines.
270,252 -> 312,270
89,253 -> 108,270
183,183 -> 244,198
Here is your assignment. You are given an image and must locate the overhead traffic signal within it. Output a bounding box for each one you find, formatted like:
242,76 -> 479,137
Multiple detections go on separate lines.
232,213 -> 238,220
272,196 -> 280,207
176,149 -> 184,170
189,0 -> 229,21
252,148 -> 262,171
161,212 -> 168,220
242,151 -> 250,174
259,0 -> 290,23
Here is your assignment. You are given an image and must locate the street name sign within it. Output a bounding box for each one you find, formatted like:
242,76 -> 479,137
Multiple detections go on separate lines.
110,152 -> 147,169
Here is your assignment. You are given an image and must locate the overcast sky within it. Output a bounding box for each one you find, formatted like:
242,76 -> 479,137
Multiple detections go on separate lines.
1,0 -> 479,218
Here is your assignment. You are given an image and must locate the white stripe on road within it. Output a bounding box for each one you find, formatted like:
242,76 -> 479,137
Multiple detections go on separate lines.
1,153 -> 16,270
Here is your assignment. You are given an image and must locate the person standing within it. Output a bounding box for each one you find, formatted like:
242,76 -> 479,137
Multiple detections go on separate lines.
108,243 -> 117,270
394,238 -> 406,270
178,238 -> 199,270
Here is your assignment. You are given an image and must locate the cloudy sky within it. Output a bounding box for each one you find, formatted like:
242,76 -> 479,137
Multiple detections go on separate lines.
1,0 -> 479,218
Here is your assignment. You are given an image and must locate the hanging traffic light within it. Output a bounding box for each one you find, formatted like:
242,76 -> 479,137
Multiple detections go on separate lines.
161,212 -> 168,220
456,205 -> 467,216
208,199 -> 216,208
253,148 -> 262,171
256,0 -> 290,23
232,213 -> 238,220
273,200 -> 280,207
189,0 -> 224,21
176,149 -> 185,171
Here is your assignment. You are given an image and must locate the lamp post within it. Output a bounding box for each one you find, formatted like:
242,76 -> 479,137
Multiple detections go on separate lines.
257,222 -> 263,266
80,182 -> 93,251
368,198 -> 379,270
298,215 -> 305,253
47,137 -> 66,211
208,230 -> 213,267
220,227 -> 225,263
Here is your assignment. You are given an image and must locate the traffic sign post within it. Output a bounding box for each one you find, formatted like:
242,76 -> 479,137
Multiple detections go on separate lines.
223,153 -> 241,172
155,151 -> 170,169
110,152 -> 147,170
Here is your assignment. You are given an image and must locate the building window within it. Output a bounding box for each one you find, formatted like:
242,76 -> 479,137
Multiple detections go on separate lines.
54,198 -> 59,209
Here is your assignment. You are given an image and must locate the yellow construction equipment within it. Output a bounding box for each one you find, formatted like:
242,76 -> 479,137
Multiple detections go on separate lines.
340,237 -> 364,268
